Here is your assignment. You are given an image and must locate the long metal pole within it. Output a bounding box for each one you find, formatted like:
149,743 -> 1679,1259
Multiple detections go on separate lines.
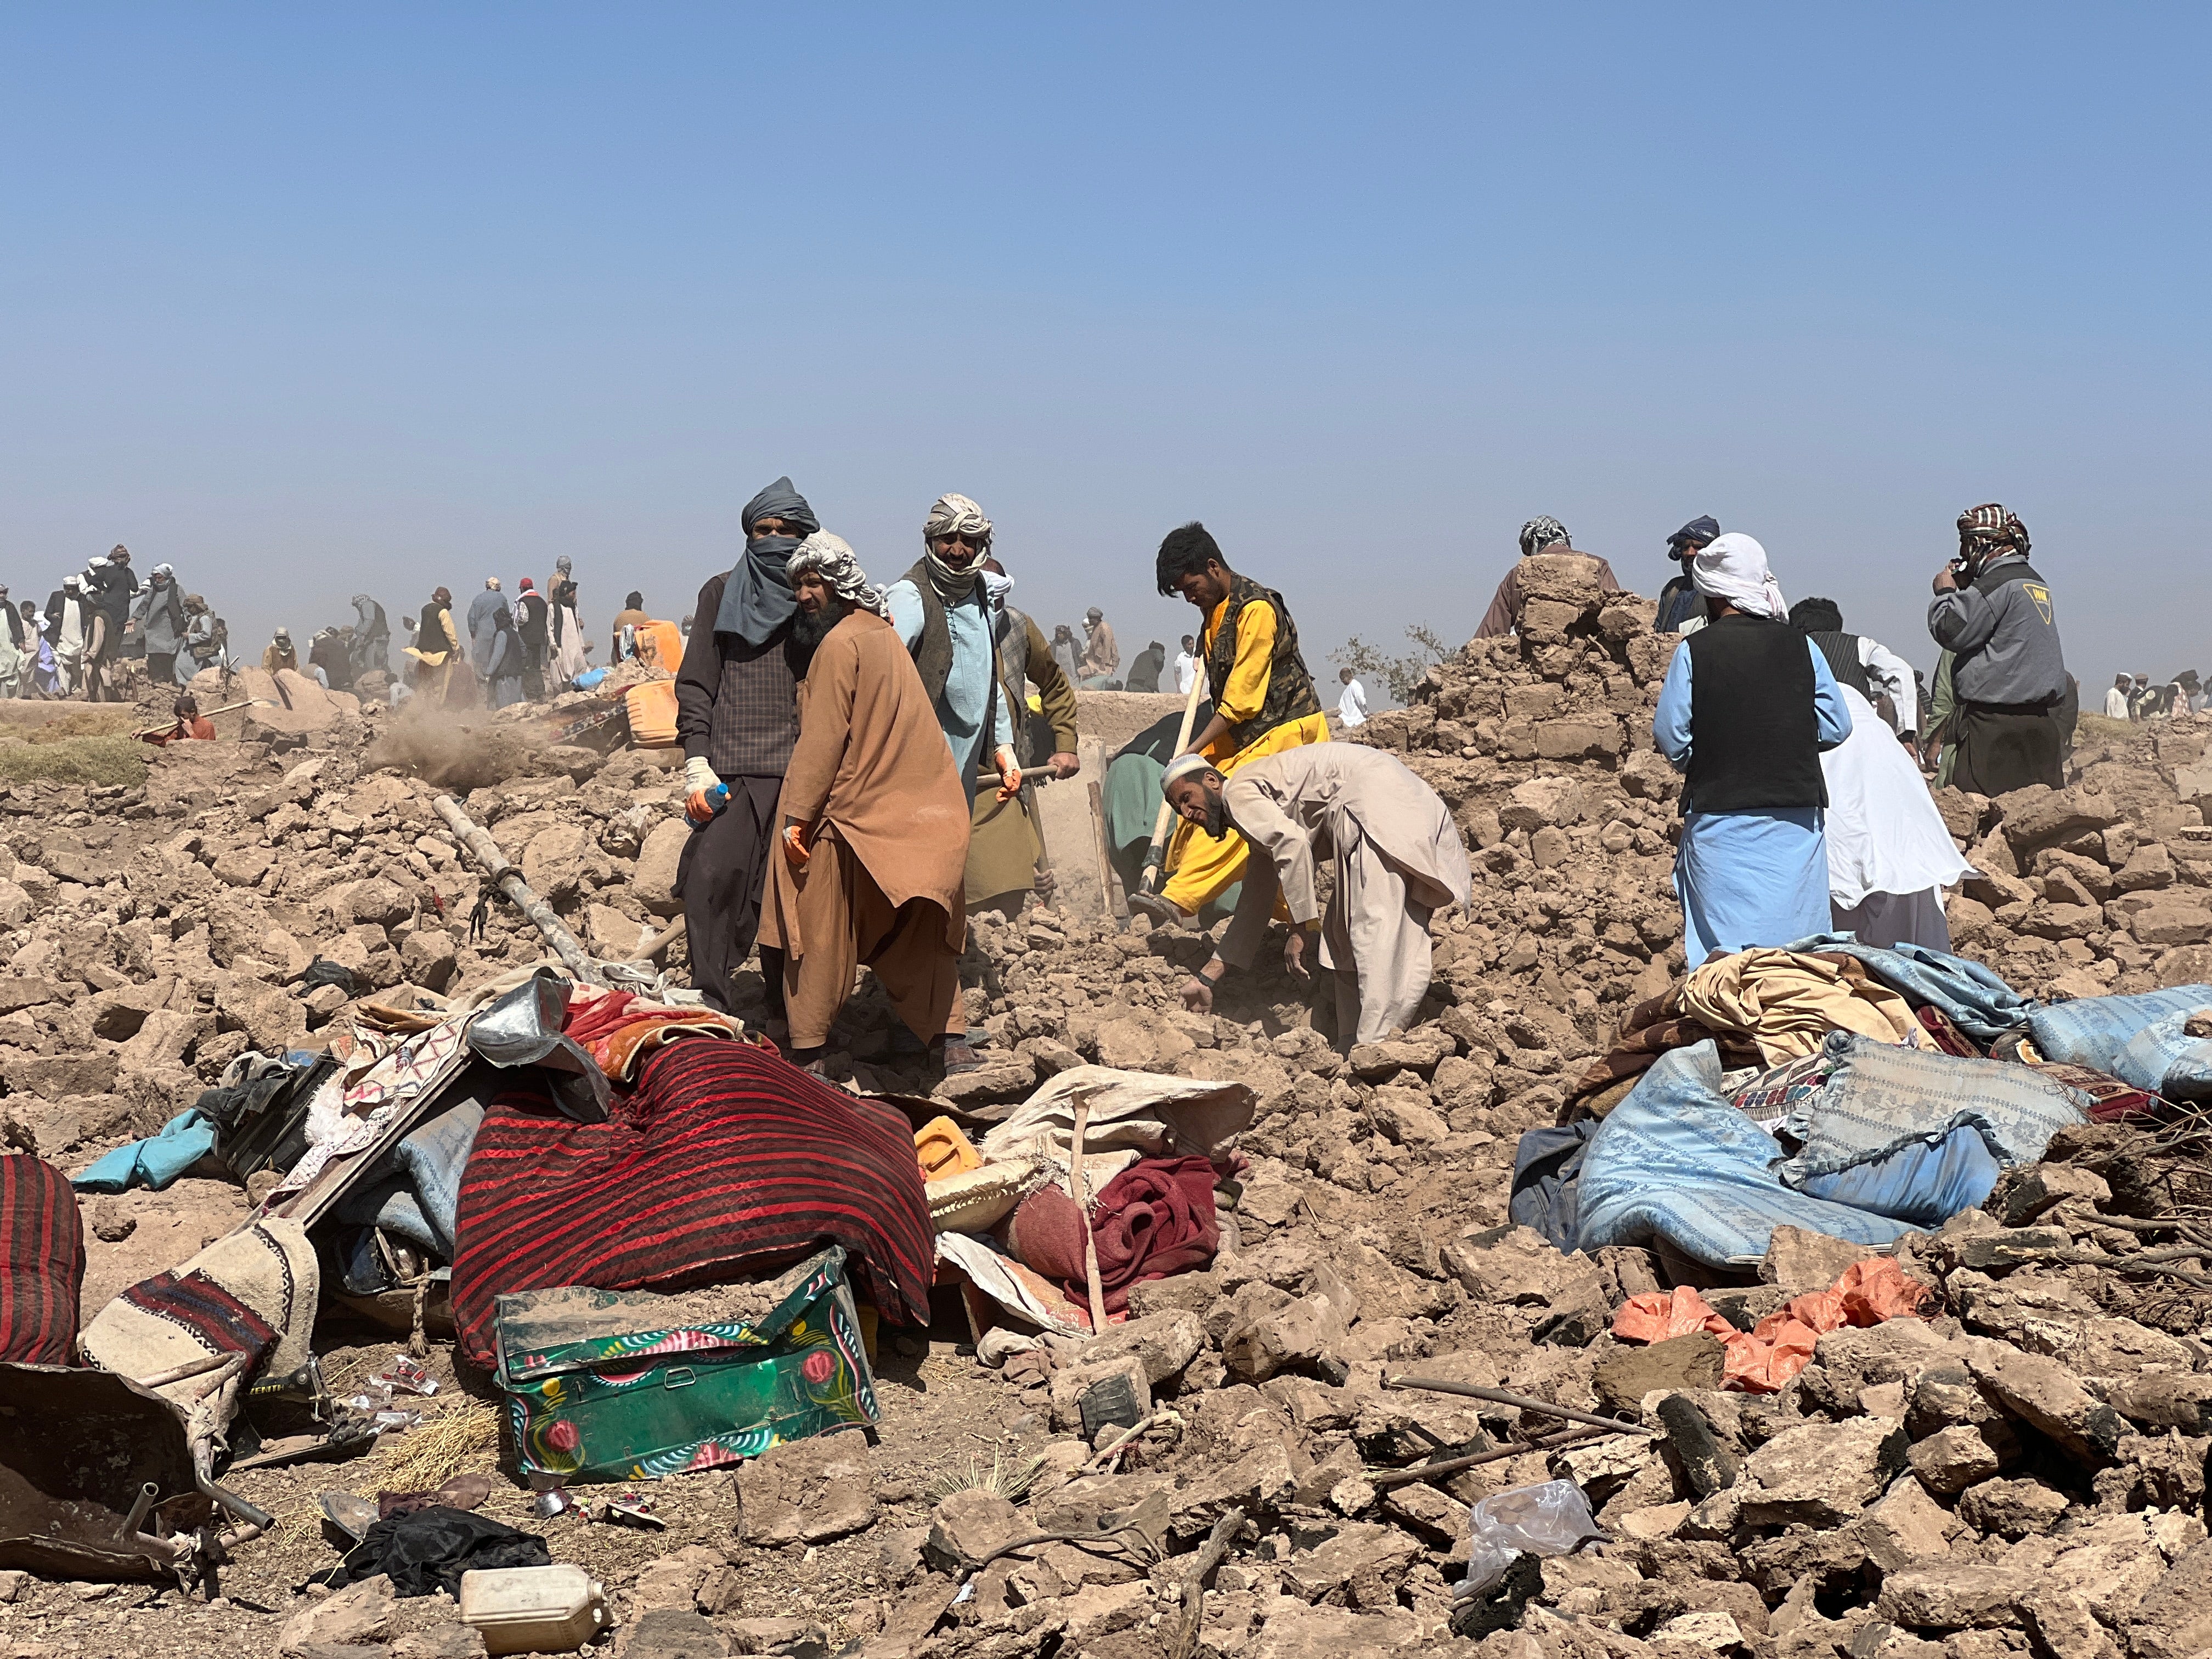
432,793 -> 606,986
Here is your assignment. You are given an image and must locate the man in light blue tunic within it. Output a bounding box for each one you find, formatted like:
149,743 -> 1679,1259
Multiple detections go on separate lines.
883,492 -> 1023,821
1653,534 -> 1852,968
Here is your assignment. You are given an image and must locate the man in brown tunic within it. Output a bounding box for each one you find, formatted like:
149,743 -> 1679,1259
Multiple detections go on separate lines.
758,535 -> 979,1074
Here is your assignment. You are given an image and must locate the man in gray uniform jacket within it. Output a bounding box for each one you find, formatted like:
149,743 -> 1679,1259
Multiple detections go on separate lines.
1928,502 -> 2068,795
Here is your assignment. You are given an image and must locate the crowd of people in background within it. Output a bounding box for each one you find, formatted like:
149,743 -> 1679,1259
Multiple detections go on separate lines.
9,493 -> 2188,1063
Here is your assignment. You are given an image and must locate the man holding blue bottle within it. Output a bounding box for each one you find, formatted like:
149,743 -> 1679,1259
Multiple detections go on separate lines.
673,476 -> 819,1027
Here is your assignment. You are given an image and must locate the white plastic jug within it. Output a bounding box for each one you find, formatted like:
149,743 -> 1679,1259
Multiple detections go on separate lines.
459,1564 -> 610,1656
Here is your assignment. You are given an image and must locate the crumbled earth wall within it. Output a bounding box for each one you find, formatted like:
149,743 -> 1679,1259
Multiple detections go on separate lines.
3,584 -> 2210,1659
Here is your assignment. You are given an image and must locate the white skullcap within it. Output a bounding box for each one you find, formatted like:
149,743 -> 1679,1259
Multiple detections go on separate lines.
1160,753 -> 1218,798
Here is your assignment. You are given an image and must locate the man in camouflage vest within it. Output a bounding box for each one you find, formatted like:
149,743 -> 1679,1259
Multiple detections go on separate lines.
1131,522 -> 1330,924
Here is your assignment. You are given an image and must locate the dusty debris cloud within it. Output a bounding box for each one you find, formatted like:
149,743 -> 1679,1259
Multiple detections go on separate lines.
1,575 -> 2209,1659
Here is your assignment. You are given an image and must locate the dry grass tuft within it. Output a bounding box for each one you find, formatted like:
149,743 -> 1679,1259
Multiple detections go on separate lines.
377,1399 -> 502,1494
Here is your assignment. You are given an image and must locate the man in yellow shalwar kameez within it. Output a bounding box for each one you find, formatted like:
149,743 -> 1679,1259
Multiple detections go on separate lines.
1130,522 -> 1330,924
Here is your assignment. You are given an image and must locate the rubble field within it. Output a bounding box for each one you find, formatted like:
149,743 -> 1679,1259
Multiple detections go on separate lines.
2,572 -> 2210,1659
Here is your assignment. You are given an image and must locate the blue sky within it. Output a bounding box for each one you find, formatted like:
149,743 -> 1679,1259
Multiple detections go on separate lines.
3,5 -> 2205,691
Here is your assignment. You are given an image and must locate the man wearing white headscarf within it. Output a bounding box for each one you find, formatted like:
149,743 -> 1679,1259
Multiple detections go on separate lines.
887,498 -> 1023,791
1652,533 -> 1854,966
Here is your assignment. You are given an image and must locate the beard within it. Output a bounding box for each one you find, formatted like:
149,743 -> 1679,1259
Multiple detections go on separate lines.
789,601 -> 848,671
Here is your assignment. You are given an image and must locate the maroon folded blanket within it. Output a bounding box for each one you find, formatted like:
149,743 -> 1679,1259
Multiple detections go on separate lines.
1090,1155 -> 1219,1311
450,1039 -> 934,1368
1,1154 -> 83,1364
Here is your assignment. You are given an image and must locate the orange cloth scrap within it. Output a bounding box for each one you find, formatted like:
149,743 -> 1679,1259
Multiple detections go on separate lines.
1611,1258 -> 1931,1393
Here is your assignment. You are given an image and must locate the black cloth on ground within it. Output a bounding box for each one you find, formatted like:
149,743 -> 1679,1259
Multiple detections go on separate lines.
300,958 -> 359,996
1506,1120 -> 1599,1252
309,1505 -> 549,1596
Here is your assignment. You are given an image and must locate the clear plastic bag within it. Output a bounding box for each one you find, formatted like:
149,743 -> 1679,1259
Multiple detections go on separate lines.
1457,1479 -> 1607,1599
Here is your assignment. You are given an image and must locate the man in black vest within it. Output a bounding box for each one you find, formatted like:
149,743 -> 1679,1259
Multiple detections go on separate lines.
1928,503 -> 2068,795
1786,598 -> 1918,738
1654,533 -> 1853,966
673,476 -> 816,1024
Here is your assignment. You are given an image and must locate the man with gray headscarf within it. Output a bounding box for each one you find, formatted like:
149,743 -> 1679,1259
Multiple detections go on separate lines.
467,578 -> 508,685
1472,517 -> 1624,640
674,476 -> 820,1023
885,494 -> 1024,868
133,562 -> 189,686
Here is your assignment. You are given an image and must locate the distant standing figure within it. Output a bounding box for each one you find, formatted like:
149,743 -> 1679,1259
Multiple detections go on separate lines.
485,603 -> 526,709
1656,516 -> 1720,633
0,586 -> 24,699
1472,517 -> 1625,640
1336,667 -> 1368,727
350,595 -> 391,681
2106,674 -> 2132,720
405,587 -> 463,704
1175,634 -> 1198,693
1050,624 -> 1081,681
546,557 -> 589,687
1126,640 -> 1166,693
46,576 -> 92,697
513,579 -> 549,699
133,563 -> 188,687
23,602 -> 58,697
309,627 -> 352,691
1077,606 -> 1120,689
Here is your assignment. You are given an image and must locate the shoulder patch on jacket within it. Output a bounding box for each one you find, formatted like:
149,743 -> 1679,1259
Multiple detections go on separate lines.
2023,583 -> 2052,625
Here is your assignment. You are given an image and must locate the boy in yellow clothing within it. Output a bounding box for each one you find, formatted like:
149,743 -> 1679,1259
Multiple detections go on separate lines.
1131,522 -> 1330,923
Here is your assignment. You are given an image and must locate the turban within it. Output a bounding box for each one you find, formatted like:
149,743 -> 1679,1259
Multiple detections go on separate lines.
1957,503 -> 2029,561
718,476 -> 822,644
518,577 -> 535,593
1690,532 -> 1787,620
923,494 -> 992,548
1667,516 -> 1719,552
1519,516 -> 1570,557
153,562 -> 174,578
788,532 -> 887,618
1160,753 -> 1220,798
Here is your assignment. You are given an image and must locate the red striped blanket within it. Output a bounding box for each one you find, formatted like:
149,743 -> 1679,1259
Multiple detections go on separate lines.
450,1037 -> 934,1368
1,1155 -> 83,1364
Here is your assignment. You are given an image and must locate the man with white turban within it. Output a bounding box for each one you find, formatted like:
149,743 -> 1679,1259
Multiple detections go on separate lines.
1161,744 -> 1472,1046
1652,533 -> 1854,966
758,533 -> 978,1074
885,494 -> 1023,866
